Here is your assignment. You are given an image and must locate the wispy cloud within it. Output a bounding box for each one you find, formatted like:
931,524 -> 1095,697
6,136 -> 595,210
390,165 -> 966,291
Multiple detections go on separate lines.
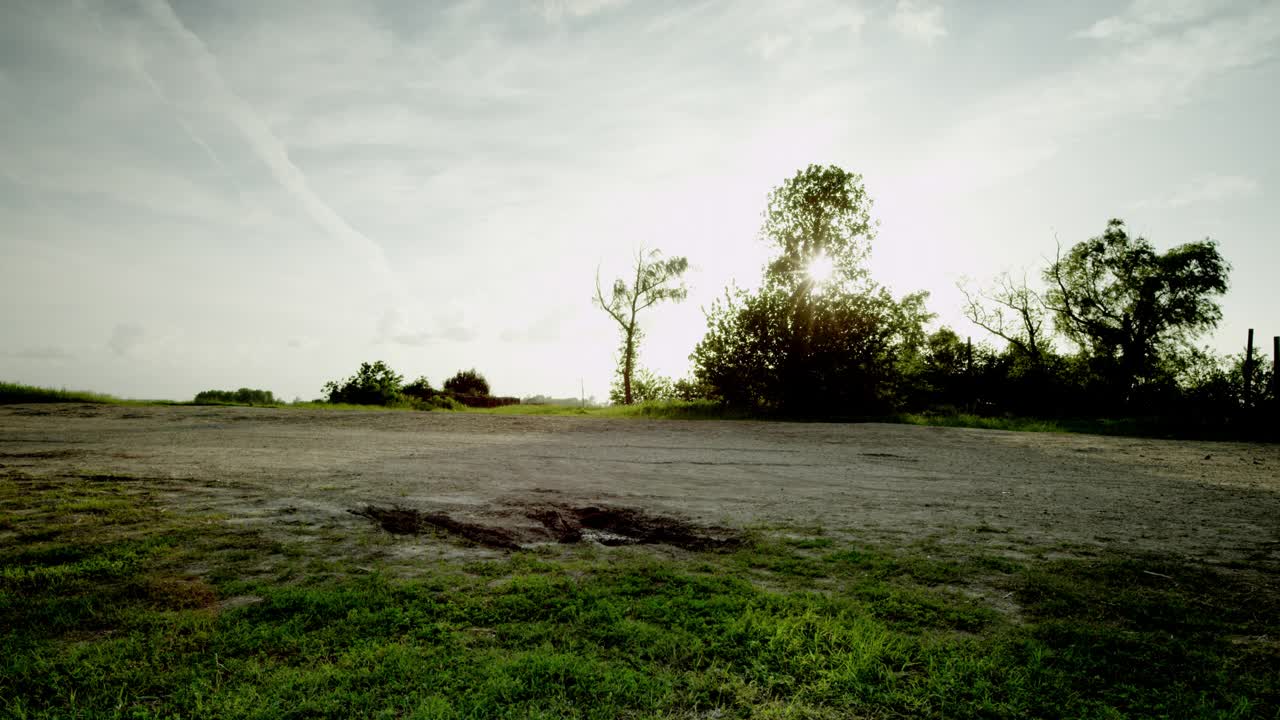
890,1 -> 947,45
1136,174 -> 1262,208
537,0 -> 628,22
1079,0 -> 1239,42
912,1 -> 1280,192
377,309 -> 474,347
7,346 -> 73,361
136,0 -> 403,298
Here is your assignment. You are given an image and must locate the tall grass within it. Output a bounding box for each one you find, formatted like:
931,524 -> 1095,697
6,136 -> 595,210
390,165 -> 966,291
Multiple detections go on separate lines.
0,382 -> 124,405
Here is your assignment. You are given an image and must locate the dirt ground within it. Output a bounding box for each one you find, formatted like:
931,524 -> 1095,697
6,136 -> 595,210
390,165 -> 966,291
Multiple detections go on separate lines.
2,403 -> 1278,567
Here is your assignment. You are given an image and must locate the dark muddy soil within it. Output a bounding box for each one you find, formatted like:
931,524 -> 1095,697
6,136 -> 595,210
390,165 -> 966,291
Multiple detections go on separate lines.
351,501 -> 741,551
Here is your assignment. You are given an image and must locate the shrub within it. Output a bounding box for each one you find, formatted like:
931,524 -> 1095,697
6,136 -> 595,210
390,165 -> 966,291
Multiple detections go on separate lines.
322,361 -> 404,406
444,369 -> 490,396
401,376 -> 437,401
611,369 -> 675,404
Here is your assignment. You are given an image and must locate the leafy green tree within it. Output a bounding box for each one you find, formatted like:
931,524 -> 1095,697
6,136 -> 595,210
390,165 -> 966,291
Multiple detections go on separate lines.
692,165 -> 930,415
1043,219 -> 1229,402
762,164 -> 875,292
323,361 -> 404,406
594,248 -> 689,405
444,369 -> 490,396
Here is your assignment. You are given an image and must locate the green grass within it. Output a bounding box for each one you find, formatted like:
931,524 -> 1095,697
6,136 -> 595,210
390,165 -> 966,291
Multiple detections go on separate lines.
894,412 -> 1069,434
2,473 -> 1275,718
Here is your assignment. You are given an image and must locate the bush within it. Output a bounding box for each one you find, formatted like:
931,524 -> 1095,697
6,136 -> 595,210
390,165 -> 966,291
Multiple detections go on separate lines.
322,361 -> 404,406
409,394 -> 463,411
401,376 -> 436,401
611,369 -> 675,404
193,388 -> 277,406
444,369 -> 490,396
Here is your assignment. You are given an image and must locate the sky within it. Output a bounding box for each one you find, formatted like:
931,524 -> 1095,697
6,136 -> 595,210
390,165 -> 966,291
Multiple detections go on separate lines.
2,0 -> 1278,402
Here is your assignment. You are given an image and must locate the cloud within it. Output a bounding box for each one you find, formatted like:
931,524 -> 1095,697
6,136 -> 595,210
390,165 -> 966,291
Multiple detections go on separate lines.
376,309 -> 474,346
499,310 -> 567,344
1079,0 -> 1239,42
135,0 -> 404,299
7,346 -> 72,361
108,323 -> 146,356
910,2 -> 1280,193
890,1 -> 946,45
538,0 -> 628,22
1136,174 -> 1262,208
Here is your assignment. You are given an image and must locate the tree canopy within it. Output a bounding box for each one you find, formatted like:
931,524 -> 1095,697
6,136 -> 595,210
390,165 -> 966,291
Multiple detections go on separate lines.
692,165 -> 931,415
1043,219 -> 1229,398
762,164 -> 876,292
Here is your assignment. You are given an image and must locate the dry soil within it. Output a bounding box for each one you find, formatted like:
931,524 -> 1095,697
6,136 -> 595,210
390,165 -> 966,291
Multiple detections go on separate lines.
2,403 -> 1277,567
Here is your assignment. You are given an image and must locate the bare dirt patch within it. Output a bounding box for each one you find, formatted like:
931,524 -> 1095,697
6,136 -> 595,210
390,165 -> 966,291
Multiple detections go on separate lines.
351,501 -> 742,551
1,403 -> 1278,569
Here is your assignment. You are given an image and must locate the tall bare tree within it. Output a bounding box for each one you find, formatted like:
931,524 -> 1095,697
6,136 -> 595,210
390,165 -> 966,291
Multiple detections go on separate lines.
958,271 -> 1050,362
594,248 -> 689,405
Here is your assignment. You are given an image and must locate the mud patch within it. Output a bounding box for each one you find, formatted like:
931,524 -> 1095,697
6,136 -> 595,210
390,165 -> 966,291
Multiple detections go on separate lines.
351,501 -> 740,552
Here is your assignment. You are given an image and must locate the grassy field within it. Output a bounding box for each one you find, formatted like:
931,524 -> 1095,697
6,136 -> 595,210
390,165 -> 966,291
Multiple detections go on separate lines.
2,471 -> 1276,718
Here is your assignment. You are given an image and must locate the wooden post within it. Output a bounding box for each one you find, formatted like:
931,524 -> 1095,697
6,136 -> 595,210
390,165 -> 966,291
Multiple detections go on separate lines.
1243,329 -> 1254,407
1273,336 -> 1279,403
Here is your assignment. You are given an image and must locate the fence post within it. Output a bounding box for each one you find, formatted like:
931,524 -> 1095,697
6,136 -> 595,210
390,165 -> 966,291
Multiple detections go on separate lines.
1243,329 -> 1254,408
1273,336 -> 1279,403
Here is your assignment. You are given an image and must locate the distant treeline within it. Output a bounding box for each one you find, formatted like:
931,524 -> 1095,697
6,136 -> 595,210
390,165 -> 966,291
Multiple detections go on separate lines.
522,395 -> 602,408
193,388 -> 277,406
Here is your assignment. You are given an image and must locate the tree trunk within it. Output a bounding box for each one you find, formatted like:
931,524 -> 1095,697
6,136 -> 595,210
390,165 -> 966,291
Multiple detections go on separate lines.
623,330 -> 635,405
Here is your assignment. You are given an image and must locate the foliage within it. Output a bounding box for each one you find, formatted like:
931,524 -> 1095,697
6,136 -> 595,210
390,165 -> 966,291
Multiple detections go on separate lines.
193,388 -> 277,406
693,166 -> 932,415
594,248 -> 690,405
443,368 -> 490,397
694,284 -> 931,415
762,164 -> 875,292
609,368 -> 675,404
322,361 -> 405,406
1043,219 -> 1229,403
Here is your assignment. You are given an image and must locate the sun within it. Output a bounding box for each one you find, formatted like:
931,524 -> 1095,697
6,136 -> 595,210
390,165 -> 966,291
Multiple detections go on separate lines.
805,253 -> 835,286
